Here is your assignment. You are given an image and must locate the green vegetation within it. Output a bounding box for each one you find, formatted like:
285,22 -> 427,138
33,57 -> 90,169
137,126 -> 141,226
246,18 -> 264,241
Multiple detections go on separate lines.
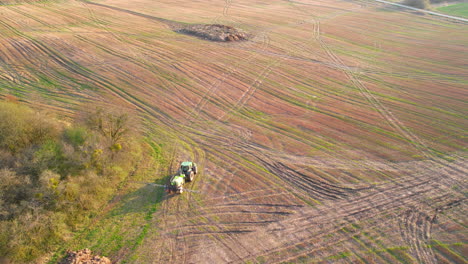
403,0 -> 468,14
0,100 -> 159,263
437,3 -> 468,18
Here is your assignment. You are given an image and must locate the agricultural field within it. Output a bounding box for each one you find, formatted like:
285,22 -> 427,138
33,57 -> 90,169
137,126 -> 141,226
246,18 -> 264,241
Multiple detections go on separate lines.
0,0 -> 467,263
437,2 -> 468,18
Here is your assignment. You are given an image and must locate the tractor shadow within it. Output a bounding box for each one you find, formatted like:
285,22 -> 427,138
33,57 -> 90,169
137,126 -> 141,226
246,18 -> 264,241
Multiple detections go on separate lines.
109,174 -> 176,217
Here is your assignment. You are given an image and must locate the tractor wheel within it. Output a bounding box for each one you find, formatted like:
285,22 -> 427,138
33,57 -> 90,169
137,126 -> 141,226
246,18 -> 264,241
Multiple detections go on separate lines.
186,171 -> 194,182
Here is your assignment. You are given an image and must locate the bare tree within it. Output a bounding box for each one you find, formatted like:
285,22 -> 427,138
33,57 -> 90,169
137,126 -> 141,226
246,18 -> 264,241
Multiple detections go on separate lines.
85,108 -> 131,146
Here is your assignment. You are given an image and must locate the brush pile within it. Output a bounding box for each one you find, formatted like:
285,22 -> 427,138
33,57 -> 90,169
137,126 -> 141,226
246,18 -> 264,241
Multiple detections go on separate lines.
177,24 -> 248,41
59,249 -> 111,264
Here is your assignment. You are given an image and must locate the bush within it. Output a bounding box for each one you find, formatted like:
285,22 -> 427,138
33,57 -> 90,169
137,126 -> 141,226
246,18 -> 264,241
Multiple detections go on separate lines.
404,0 -> 430,9
0,169 -> 32,220
0,102 -> 59,154
0,100 -> 146,263
64,127 -> 88,148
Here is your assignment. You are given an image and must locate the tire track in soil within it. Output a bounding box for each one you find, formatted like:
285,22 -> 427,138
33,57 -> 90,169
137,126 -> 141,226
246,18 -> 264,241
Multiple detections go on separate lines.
176,147 -> 208,264
80,0 -> 159,66
81,1 -> 127,44
309,15 -> 435,160
192,7 -> 345,183
148,147 -> 176,263
225,126 -> 465,250
157,148 -> 204,264
399,209 -> 437,264
217,59 -> 281,122
270,157 -> 466,231
275,0 -> 451,183
167,147 -> 199,263
0,26 -> 98,103
188,32 -> 271,122
213,5 -> 341,122
395,159 -> 467,264
189,155 -> 465,263
201,186 -> 287,204
1,17 -> 183,129
7,6 -> 57,30
223,0 -> 232,16
213,0 -> 239,26
233,141 -> 374,204
199,139 -> 287,196
173,198 -> 189,264
205,159 -> 240,196
226,160 -> 465,263
189,192 -> 295,225
158,148 -> 298,263
0,44 -> 35,85
72,32 -> 212,105
176,198 -> 255,263
151,146 -> 204,263
262,161 -> 360,201
79,0 -> 179,29
278,10 -> 467,259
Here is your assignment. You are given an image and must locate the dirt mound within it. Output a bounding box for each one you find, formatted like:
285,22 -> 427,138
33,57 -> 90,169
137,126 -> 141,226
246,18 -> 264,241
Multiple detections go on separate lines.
58,249 -> 111,264
176,24 -> 248,42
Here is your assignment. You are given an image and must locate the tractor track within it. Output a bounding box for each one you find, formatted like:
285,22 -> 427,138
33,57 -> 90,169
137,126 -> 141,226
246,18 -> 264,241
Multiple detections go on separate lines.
188,33 -> 271,121
212,5 -> 336,123
285,0 -> 468,183
275,0 -> 454,174
199,159 -> 465,263
0,16 -> 186,130
0,25 -> 98,102
223,0 -> 232,17
179,199 -> 257,263
399,209 -> 437,264
78,0 -> 179,29
307,14 -> 436,161
217,59 -> 281,122
153,148 -> 299,263
188,153 -> 464,263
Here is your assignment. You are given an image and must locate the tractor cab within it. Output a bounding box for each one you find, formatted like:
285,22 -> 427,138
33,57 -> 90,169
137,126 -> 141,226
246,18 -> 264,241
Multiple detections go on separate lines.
167,161 -> 198,194
181,161 -> 194,173
180,161 -> 197,180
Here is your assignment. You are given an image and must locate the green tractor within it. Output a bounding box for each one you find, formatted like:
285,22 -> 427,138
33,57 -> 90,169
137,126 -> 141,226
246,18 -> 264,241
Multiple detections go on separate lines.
167,161 -> 197,194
